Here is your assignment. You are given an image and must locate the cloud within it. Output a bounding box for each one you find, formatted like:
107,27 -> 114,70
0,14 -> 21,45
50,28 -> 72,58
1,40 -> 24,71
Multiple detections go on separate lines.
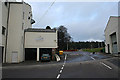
28,2 -> 118,42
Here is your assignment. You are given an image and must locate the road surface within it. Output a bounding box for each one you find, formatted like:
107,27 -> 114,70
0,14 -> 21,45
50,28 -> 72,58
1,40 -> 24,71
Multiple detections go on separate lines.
2,51 -> 120,80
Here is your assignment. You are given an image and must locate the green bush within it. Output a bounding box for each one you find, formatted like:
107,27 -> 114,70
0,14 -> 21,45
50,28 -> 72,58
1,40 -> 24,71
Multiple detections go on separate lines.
82,48 -> 104,52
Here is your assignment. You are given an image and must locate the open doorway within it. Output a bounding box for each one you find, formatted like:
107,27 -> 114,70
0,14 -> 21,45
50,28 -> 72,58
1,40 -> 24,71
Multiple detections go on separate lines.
39,48 -> 52,60
111,33 -> 118,54
107,44 -> 110,53
25,48 -> 37,61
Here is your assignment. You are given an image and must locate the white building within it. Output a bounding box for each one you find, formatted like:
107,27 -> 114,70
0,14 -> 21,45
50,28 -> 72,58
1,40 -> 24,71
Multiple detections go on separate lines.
104,16 -> 120,55
1,2 -> 58,63
25,28 -> 58,61
1,2 -> 35,63
0,2 -> 2,63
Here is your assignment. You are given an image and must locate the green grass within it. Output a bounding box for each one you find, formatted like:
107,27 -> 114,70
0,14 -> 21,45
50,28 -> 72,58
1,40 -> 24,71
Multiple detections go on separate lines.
82,48 -> 103,52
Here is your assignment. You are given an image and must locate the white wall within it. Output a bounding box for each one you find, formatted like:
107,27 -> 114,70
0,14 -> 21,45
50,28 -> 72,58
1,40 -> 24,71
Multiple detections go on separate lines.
6,3 -> 23,63
0,2 -> 2,46
2,2 -> 8,47
105,16 -> 119,54
0,2 -> 1,76
23,2 -> 32,29
118,18 -> 120,53
5,3 -> 32,63
25,31 -> 58,48
1,2 -> 33,63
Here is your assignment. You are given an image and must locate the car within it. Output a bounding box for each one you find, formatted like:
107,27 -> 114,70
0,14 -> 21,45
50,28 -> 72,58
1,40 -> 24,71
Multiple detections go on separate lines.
41,54 -> 51,61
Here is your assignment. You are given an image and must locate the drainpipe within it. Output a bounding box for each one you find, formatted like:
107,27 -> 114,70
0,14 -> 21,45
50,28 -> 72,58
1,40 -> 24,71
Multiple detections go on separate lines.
4,2 -> 10,63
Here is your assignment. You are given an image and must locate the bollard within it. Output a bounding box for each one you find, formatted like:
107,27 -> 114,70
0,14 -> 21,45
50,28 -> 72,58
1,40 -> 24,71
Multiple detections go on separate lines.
59,51 -> 63,55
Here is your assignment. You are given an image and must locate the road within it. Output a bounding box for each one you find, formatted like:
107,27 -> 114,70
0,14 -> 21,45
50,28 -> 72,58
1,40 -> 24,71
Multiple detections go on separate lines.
2,51 -> 120,80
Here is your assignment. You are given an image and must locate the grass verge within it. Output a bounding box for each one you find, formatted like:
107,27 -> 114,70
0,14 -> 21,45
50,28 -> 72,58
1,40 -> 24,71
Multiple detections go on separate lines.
82,48 -> 104,52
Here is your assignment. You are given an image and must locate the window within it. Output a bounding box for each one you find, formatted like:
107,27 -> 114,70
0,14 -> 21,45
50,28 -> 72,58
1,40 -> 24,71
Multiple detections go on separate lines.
4,2 -> 7,6
23,12 -> 24,19
28,16 -> 30,20
22,23 -> 24,30
2,26 -> 6,35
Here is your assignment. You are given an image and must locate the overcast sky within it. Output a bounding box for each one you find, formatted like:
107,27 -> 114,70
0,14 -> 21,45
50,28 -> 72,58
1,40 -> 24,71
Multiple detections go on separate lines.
25,1 -> 118,42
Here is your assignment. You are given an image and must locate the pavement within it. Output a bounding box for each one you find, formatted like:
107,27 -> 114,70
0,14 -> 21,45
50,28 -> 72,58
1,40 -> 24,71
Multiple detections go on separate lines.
1,51 -> 120,80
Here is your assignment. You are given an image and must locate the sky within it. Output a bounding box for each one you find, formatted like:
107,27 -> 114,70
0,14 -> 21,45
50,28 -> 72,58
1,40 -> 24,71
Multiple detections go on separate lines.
23,0 -> 118,42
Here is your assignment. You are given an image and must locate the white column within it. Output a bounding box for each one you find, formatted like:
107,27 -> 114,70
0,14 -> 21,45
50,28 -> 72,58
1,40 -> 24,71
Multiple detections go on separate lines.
37,48 -> 39,61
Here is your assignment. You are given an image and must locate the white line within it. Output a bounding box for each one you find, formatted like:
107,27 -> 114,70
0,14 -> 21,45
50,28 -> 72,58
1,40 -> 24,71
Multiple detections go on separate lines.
60,70 -> 62,73
57,74 -> 61,79
61,67 -> 64,70
57,54 -> 67,79
65,54 -> 67,60
100,62 -> 112,70
91,57 -> 95,60
90,53 -> 93,54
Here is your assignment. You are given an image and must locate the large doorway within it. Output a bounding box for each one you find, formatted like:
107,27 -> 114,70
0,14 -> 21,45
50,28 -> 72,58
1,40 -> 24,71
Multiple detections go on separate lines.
0,47 -> 4,63
0,46 -> 3,63
107,44 -> 110,53
111,33 -> 118,54
25,48 -> 37,61
39,48 -> 52,60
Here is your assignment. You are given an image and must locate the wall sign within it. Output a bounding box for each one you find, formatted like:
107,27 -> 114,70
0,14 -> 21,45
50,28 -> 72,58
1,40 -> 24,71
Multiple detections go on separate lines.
36,36 -> 44,41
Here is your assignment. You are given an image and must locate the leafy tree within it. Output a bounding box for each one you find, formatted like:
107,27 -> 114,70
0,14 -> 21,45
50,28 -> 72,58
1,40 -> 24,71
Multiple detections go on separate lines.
46,26 -> 51,29
57,25 -> 72,50
54,26 -> 105,50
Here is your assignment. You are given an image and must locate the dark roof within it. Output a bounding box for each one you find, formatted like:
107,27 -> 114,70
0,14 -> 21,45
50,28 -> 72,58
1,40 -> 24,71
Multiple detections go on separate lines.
25,28 -> 56,32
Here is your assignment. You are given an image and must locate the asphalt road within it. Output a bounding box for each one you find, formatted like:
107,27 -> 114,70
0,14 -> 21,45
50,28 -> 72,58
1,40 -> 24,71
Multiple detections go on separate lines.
2,51 -> 120,80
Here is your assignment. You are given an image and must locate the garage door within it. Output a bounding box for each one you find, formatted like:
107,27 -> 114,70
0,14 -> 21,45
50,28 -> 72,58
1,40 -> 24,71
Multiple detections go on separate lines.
111,33 -> 118,54
25,48 -> 37,61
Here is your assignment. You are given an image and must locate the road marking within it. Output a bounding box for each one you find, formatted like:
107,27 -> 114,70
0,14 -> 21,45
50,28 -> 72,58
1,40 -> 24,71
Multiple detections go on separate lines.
90,53 -> 93,54
63,62 -> 65,65
100,62 -> 112,70
60,70 -> 62,73
57,74 -> 61,79
61,66 -> 64,70
65,54 -> 67,60
91,57 -> 95,60
57,54 -> 67,79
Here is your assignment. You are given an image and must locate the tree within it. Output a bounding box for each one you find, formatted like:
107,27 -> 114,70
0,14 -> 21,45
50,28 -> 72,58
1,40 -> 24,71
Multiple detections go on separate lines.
46,26 -> 51,29
57,25 -> 72,50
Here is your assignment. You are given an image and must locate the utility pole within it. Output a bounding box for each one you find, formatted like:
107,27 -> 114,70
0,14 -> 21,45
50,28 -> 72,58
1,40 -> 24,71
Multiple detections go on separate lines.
67,41 -> 68,50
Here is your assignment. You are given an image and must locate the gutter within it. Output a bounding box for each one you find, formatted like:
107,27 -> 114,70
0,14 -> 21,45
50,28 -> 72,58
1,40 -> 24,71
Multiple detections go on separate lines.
4,2 -> 10,63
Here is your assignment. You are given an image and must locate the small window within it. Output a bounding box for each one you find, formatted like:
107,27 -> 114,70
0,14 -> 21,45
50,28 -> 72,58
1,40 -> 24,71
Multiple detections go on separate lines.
114,42 -> 117,44
23,12 -> 24,19
2,26 -> 6,35
22,23 -> 24,30
4,2 -> 7,6
28,17 -> 30,20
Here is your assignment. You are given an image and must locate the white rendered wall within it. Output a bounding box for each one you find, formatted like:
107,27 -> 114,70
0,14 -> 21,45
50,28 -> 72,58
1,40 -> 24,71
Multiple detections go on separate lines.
25,32 -> 58,48
105,17 -> 119,54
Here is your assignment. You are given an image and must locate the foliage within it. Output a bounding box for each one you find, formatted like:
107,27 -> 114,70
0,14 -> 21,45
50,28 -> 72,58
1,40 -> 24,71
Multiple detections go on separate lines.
54,26 -> 105,51
68,41 -> 105,50
46,26 -> 51,29
82,48 -> 104,52
57,25 -> 72,50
